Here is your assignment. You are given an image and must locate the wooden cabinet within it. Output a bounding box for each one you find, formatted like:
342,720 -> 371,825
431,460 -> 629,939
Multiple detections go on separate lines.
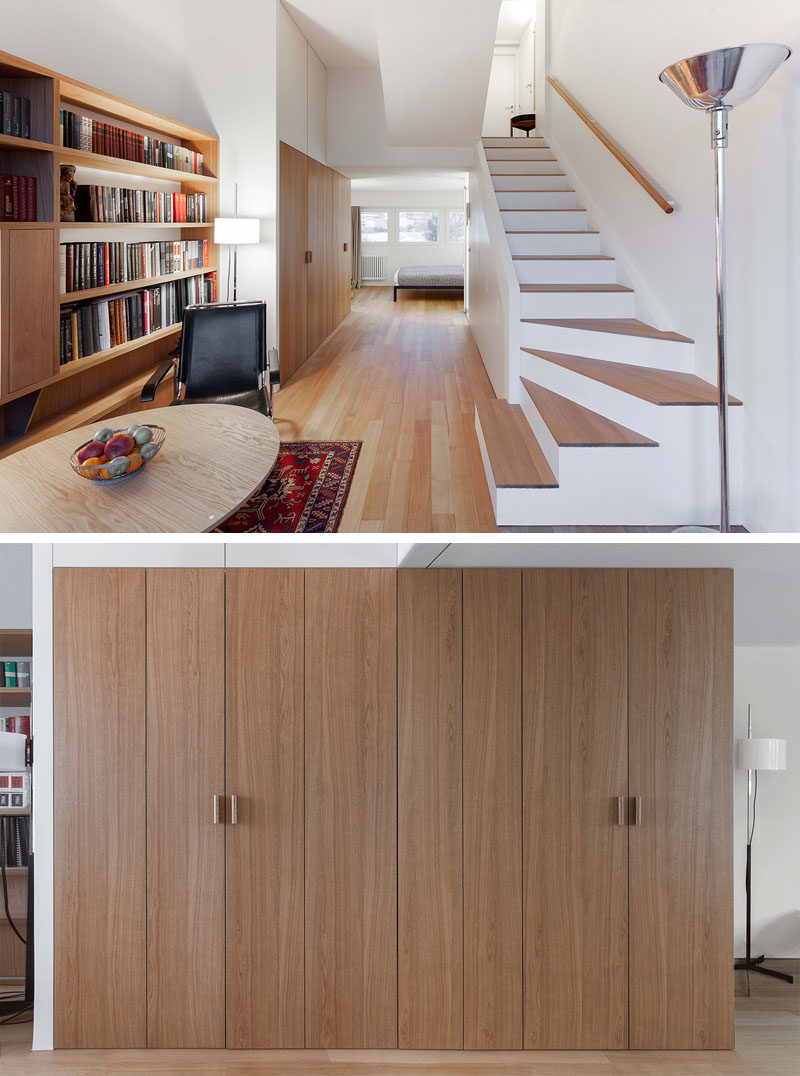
629,570 -> 734,1050
305,569 -> 398,1048
52,566 -> 733,1053
0,227 -> 57,396
279,142 -> 351,383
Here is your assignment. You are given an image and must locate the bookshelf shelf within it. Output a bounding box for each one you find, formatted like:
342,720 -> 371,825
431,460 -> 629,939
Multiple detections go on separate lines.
0,134 -> 54,153
0,688 -> 30,706
62,323 -> 183,372
0,630 -> 32,656
60,265 -> 218,303
61,221 -> 212,230
57,147 -> 217,186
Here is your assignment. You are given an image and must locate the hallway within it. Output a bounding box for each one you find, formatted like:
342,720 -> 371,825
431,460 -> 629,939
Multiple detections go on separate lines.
273,287 -> 500,533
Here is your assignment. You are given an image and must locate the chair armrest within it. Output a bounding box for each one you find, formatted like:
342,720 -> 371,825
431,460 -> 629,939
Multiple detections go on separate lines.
140,360 -> 176,403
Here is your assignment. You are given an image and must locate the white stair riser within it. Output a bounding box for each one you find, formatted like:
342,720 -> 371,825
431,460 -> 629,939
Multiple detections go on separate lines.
514,259 -> 617,285
489,160 -> 563,174
502,210 -> 589,230
493,174 -> 571,191
519,320 -> 694,372
485,147 -> 555,160
520,290 -> 635,319
507,232 -> 604,255
482,137 -> 546,147
497,191 -> 578,210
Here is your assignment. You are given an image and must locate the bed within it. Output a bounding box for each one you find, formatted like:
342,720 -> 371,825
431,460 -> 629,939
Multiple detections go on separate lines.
393,264 -> 464,301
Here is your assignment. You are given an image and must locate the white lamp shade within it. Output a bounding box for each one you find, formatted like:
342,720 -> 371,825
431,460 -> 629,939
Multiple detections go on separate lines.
214,217 -> 260,245
736,737 -> 787,771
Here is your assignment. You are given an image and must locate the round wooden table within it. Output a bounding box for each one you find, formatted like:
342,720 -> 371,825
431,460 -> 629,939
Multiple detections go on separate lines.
0,404 -> 280,532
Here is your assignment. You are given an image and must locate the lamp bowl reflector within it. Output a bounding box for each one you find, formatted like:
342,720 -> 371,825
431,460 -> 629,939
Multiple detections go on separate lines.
736,737 -> 787,771
659,43 -> 790,111
214,217 -> 260,245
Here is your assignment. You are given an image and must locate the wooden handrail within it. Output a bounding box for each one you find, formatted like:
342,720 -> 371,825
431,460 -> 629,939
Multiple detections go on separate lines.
546,77 -> 675,215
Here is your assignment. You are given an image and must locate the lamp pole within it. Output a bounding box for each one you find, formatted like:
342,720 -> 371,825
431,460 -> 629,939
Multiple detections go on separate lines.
711,105 -> 730,533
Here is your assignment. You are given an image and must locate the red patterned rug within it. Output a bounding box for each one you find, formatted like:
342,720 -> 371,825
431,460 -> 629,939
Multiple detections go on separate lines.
215,441 -> 361,533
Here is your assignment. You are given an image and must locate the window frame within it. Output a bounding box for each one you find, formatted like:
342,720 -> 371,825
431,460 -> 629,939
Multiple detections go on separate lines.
446,208 -> 466,245
397,208 -> 441,246
359,207 -> 391,245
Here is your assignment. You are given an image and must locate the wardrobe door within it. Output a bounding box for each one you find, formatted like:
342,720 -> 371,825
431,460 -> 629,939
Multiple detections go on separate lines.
523,569 -> 628,1050
463,569 -> 523,1049
629,569 -> 734,1049
226,569 -> 305,1048
337,171 -> 352,325
53,569 -> 146,1048
398,570 -> 462,1049
146,569 -> 226,1048
307,157 -> 327,355
305,569 -> 397,1048
279,141 -> 308,382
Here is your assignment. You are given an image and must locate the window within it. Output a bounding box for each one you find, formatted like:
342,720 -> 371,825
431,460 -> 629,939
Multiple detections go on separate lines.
447,209 -> 466,244
398,210 -> 439,243
361,210 -> 389,243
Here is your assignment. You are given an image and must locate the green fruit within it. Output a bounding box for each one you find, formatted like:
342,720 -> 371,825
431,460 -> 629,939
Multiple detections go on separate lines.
107,457 -> 130,478
126,424 -> 141,436
133,425 -> 153,445
95,427 -> 114,443
141,443 -> 159,461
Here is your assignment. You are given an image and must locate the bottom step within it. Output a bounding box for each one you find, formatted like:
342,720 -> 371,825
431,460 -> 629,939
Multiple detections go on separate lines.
475,399 -> 557,488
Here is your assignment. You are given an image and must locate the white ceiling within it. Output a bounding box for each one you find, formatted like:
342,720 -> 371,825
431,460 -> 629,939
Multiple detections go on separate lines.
496,0 -> 536,42
348,168 -> 468,191
282,0 -> 380,68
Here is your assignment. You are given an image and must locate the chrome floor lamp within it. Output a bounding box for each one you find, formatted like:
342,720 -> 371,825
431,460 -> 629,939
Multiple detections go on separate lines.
659,44 -> 791,532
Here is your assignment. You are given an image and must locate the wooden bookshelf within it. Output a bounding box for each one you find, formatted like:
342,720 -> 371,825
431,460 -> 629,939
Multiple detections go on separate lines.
61,265 -> 219,303
0,49 -> 219,452
0,688 -> 30,707
0,629 -> 32,655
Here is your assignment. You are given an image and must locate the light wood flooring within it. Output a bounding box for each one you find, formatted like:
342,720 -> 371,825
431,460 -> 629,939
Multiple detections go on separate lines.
1,962 -> 797,1074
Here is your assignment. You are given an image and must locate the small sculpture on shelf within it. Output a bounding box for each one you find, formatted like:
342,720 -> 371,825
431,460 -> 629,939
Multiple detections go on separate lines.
60,163 -> 77,222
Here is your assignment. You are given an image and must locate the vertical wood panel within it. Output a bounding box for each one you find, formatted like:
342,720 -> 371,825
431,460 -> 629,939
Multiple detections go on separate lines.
226,569 -> 305,1047
278,141 -> 308,383
1,228 -> 58,395
398,570 -> 463,1049
306,157 -> 326,356
522,570 -> 629,1049
305,568 -> 397,1048
53,568 -> 146,1049
463,569 -> 523,1049
146,569 -> 225,1048
629,569 -> 734,1049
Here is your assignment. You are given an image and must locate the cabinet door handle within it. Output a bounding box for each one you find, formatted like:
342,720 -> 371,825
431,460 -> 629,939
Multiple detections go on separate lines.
231,794 -> 238,825
617,796 -> 625,825
213,794 -> 221,825
632,795 -> 642,825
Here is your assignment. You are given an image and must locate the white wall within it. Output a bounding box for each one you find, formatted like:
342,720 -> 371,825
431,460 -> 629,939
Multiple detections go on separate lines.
0,544 -> 32,628
355,189 -> 466,286
544,0 -> 800,532
278,1 -> 327,163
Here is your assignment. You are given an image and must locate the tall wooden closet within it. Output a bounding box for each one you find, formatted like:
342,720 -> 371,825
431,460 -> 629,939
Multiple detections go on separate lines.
53,567 -> 733,1052
279,142 -> 351,384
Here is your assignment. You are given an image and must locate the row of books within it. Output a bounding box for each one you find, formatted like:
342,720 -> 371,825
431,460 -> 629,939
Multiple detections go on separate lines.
1,661 -> 31,688
60,239 -> 210,293
1,91 -> 31,138
60,109 -> 205,174
59,273 -> 218,363
1,174 -> 37,222
1,715 -> 30,739
0,817 -> 28,864
71,185 -> 207,224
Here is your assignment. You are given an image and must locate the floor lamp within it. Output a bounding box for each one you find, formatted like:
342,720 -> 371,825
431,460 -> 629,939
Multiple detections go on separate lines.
659,44 -> 791,532
214,183 -> 260,302
735,705 -> 793,993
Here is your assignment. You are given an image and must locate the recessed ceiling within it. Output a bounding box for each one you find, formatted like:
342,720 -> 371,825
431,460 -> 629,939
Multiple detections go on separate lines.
495,0 -> 536,42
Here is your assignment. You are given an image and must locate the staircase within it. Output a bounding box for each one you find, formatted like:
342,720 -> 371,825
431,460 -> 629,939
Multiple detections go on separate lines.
474,136 -> 742,527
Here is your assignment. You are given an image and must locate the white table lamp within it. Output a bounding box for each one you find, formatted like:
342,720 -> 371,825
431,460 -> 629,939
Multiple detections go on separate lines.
213,183 -> 260,302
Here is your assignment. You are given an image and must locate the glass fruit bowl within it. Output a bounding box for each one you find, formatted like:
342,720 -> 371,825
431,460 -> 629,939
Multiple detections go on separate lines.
70,424 -> 166,482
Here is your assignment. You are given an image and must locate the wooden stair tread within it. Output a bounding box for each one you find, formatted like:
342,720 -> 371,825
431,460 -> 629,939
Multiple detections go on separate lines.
523,349 -> 742,406
513,255 -> 613,260
522,317 -> 693,343
496,187 -> 576,192
520,284 -> 632,293
521,378 -> 657,447
489,171 -> 567,176
476,399 -> 558,488
507,230 -> 600,235
502,208 -> 586,212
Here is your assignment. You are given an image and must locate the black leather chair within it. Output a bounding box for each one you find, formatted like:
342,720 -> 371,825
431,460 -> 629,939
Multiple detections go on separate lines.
141,300 -> 279,417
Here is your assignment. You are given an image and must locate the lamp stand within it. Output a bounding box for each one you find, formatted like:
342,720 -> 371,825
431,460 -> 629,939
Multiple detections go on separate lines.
712,106 -> 730,534
232,183 -> 239,302
734,706 -> 794,990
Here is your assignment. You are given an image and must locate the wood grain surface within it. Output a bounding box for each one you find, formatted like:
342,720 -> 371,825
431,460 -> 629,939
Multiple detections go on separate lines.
53,568 -> 147,1048
398,570 -> 463,1048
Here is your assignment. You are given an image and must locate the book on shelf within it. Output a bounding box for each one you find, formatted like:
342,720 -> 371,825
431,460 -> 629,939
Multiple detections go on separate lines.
1,92 -> 31,139
1,661 -> 30,688
2,661 -> 19,687
1,716 -> 31,739
1,174 -> 37,221
59,271 -> 218,364
60,238 -> 209,292
0,814 -> 29,858
69,184 -> 206,224
60,109 -> 205,175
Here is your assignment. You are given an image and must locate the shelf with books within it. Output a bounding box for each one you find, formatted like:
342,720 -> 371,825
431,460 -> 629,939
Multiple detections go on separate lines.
0,134 -> 54,153
60,265 -> 219,303
60,322 -> 183,374
57,147 -> 217,186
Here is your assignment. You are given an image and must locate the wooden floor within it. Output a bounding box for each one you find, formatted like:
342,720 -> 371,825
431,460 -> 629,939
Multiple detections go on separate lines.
1,963 -> 797,1074
272,286 -> 499,533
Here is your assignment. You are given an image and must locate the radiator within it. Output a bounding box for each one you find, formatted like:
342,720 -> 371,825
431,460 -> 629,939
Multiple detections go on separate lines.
361,253 -> 386,281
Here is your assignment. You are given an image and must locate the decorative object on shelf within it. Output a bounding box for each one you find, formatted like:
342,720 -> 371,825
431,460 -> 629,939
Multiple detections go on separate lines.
70,423 -> 165,481
660,43 -> 791,533
734,703 -> 793,993
214,183 -> 259,301
60,163 -> 77,222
